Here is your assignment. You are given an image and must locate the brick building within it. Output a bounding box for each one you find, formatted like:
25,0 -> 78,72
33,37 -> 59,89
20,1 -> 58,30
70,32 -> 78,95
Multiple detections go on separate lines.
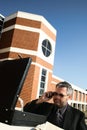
0,11 -> 87,111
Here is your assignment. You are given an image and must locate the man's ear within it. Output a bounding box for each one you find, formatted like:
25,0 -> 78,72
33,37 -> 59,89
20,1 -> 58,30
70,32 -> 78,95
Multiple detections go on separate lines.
68,95 -> 72,100
68,95 -> 72,105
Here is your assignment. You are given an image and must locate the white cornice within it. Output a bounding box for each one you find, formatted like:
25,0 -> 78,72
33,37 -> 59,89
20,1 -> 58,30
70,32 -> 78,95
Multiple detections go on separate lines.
4,11 -> 57,35
52,75 -> 87,94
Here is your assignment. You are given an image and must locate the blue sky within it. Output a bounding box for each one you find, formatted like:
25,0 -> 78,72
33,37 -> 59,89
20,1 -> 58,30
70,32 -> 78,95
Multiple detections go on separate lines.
0,0 -> 87,90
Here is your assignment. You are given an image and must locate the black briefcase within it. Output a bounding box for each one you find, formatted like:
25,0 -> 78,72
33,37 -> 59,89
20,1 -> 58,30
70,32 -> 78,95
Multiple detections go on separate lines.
0,57 -> 46,127
12,110 -> 47,126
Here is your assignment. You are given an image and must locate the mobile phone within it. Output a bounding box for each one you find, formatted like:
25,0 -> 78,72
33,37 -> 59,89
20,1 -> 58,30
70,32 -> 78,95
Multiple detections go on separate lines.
45,92 -> 54,98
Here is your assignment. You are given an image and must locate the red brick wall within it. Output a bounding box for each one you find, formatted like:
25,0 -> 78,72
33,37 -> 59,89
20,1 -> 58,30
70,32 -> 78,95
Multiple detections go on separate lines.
12,29 -> 40,50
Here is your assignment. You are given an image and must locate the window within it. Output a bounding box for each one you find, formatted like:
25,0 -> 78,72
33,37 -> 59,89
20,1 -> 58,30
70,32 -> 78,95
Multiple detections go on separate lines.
42,39 -> 52,57
0,14 -> 5,38
39,69 -> 47,96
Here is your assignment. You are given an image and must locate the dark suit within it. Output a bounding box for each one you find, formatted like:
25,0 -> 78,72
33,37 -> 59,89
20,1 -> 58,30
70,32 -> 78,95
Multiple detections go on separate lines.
24,99 -> 87,130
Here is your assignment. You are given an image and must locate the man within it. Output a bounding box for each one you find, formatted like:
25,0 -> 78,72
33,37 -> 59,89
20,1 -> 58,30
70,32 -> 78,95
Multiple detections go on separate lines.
24,81 -> 87,130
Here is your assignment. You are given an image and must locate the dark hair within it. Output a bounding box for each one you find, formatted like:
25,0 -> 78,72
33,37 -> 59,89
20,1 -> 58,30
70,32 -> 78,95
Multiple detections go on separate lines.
56,81 -> 73,95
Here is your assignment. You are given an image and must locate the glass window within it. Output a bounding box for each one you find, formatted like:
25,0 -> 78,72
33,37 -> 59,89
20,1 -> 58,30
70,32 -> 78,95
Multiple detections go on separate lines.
42,39 -> 52,57
0,14 -> 5,38
41,76 -> 46,82
40,82 -> 45,88
40,89 -> 44,95
39,69 -> 47,96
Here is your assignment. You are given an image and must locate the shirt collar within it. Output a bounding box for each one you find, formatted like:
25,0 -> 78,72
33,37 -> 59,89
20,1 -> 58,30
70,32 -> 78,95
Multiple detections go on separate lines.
57,104 -> 68,115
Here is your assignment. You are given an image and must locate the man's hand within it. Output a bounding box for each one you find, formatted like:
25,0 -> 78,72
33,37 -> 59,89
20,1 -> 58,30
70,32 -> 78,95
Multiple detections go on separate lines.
36,91 -> 53,104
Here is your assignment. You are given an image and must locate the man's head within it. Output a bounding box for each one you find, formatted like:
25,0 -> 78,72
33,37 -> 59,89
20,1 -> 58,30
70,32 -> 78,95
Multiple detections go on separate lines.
53,81 -> 73,107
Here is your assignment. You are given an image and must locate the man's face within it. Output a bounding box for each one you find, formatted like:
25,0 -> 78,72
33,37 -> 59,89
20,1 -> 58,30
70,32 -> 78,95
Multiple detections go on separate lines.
53,87 -> 71,107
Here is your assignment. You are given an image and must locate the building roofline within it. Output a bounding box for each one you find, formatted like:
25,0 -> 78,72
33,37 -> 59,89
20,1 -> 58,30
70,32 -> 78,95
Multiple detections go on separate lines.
52,75 -> 87,94
4,11 -> 57,35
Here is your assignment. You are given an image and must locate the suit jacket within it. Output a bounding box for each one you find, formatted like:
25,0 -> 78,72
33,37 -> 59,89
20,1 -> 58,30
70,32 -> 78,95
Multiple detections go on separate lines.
24,99 -> 87,130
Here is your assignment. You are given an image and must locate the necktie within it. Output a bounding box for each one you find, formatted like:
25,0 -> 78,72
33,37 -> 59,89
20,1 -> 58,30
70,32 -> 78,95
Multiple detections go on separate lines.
55,109 -> 63,127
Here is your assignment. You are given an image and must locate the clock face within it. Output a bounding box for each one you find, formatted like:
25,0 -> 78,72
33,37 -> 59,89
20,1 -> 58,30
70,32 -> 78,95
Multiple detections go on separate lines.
42,39 -> 52,57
